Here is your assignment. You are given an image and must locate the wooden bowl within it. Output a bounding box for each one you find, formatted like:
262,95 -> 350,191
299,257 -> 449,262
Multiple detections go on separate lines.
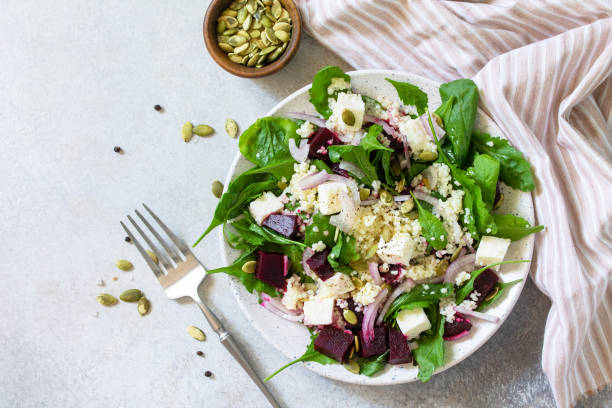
203,0 -> 302,78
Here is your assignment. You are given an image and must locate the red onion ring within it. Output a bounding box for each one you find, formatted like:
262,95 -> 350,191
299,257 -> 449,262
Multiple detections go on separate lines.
361,288 -> 389,343
454,306 -> 500,323
284,112 -> 327,128
443,252 -> 475,284
376,278 -> 416,325
299,170 -> 331,190
288,138 -> 309,163
369,262 -> 382,285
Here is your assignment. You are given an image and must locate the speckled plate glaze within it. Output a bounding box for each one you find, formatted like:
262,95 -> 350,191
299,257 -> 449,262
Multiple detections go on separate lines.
220,70 -> 535,385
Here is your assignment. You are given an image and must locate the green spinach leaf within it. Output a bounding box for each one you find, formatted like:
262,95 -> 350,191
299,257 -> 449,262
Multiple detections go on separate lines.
328,144 -> 378,186
492,214 -> 544,241
239,117 -> 299,167
413,314 -> 445,383
207,250 -> 279,297
412,192 -> 448,251
309,66 -> 351,119
360,124 -> 393,155
304,213 -> 336,248
356,351 -> 389,377
471,131 -> 535,191
456,260 -> 529,303
328,232 -> 360,268
385,283 -> 454,321
476,279 -> 523,311
385,78 -> 428,115
467,153 -> 500,208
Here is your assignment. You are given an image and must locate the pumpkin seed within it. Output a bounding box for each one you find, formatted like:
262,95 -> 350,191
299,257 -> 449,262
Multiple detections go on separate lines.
181,121 -> 193,142
237,29 -> 250,38
273,22 -> 291,32
96,293 -> 118,306
116,259 -> 133,271
219,16 -> 239,28
237,7 -> 248,24
419,151 -> 438,162
260,30 -> 270,46
261,15 -> 273,27
265,11 -> 276,22
435,259 -> 449,276
246,0 -> 257,14
382,283 -> 393,293
225,118 -> 239,138
260,45 -> 277,55
222,28 -> 238,35
391,158 -> 402,176
280,8 -> 289,19
396,177 -> 406,193
400,198 -> 414,214
247,53 -> 259,67
241,260 -> 257,274
253,39 -> 265,49
343,359 -> 360,374
222,9 -> 238,17
145,250 -> 158,265
265,27 -> 278,44
359,188 -> 371,201
406,210 -> 419,220
263,0 -> 273,5
485,285 -> 500,301
137,296 -> 150,316
277,17 -> 291,24
248,29 -> 261,38
211,180 -> 224,198
380,190 -> 393,205
354,335 -> 360,352
187,325 -> 206,341
229,1 -> 244,11
218,42 -> 234,53
280,41 -> 288,52
217,35 -> 230,44
229,54 -> 244,64
450,246 -> 463,262
381,225 -> 393,241
194,124 -> 214,137
267,46 -> 283,61
216,21 -> 227,34
351,276 -> 364,290
252,19 -> 262,29
365,244 -> 378,260
120,289 -> 143,302
242,13 -> 252,30
343,309 -> 358,325
256,54 -> 267,65
234,42 -> 249,55
494,193 -> 504,210
275,30 -> 290,42
341,109 -> 355,126
228,35 -> 247,47
271,0 -> 282,19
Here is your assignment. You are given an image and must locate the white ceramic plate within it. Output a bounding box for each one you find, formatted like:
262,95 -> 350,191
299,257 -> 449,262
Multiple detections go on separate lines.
220,70 -> 535,385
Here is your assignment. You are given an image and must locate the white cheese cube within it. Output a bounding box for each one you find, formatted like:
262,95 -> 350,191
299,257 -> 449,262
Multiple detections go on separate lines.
398,117 -> 436,159
303,298 -> 335,326
377,233 -> 416,265
475,236 -> 511,271
327,93 -> 365,136
396,308 -> 432,340
317,182 -> 348,215
248,191 -> 284,225
317,273 -> 355,299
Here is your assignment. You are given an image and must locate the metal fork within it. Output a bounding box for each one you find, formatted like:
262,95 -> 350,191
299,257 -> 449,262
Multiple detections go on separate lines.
121,204 -> 281,408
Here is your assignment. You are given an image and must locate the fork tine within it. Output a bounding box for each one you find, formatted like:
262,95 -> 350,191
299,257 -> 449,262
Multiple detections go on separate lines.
134,209 -> 181,263
120,221 -> 164,278
127,214 -> 172,269
142,203 -> 191,255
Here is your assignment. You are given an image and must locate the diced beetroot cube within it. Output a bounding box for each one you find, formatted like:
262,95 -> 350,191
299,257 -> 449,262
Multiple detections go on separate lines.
388,326 -> 412,364
359,326 -> 388,358
308,128 -> 340,160
262,214 -> 298,238
314,326 -> 355,363
381,264 -> 402,284
472,269 -> 499,306
255,251 -> 287,290
444,313 -> 472,339
306,250 -> 335,281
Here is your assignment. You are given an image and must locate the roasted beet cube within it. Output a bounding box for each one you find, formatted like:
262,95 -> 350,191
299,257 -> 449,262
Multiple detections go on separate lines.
381,264 -> 402,284
262,214 -> 298,238
308,127 -> 340,160
255,251 -> 287,290
388,326 -> 412,364
444,313 -> 472,339
306,250 -> 335,281
314,326 -> 355,363
359,326 -> 388,358
472,269 -> 499,306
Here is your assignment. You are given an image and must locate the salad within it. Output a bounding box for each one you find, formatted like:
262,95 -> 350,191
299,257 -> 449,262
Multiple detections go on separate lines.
195,66 -> 543,382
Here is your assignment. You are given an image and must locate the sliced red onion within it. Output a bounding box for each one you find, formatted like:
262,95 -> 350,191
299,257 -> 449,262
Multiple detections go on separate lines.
393,194 -> 412,202
300,170 -> 331,190
261,293 -> 300,315
364,114 -> 402,140
301,247 -> 315,277
444,330 -> 470,341
282,255 -> 289,277
412,190 -> 439,208
443,252 -> 475,284
369,262 -> 382,285
464,236 -> 475,253
288,138 -> 309,163
261,301 -> 304,322
338,160 -> 366,180
361,288 -> 389,343
284,112 -> 327,128
376,278 -> 416,325
360,198 -> 379,206
454,306 -> 500,323
419,114 -> 446,141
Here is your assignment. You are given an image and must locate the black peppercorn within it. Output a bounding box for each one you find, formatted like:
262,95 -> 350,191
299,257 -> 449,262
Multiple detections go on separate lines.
124,236 -> 131,243
154,105 -> 162,112
204,371 -> 213,377
113,146 -> 122,153
196,351 -> 204,356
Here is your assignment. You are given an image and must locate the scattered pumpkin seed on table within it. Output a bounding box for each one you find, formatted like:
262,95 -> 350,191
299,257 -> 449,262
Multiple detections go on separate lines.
138,296 -> 150,316
182,121 -> 194,142
216,0 -> 293,68
116,259 -> 133,271
193,124 -> 214,137
187,325 -> 207,341
120,289 -> 143,302
97,293 -> 118,306
225,118 -> 239,138
211,180 -> 224,198
145,250 -> 159,265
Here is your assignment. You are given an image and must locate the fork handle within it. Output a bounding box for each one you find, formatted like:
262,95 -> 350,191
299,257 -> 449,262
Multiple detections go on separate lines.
194,299 -> 282,408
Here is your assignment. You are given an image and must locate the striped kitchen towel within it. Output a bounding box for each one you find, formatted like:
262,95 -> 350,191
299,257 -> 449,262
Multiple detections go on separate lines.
294,1 -> 612,407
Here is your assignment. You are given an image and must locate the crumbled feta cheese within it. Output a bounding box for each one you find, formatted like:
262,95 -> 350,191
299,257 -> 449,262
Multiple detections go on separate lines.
282,276 -> 308,310
317,182 -> 348,215
352,282 -> 381,305
312,226 -> 319,232
311,241 -> 326,252
470,291 -> 481,302
455,271 -> 471,286
439,297 -> 457,323
317,273 -> 355,299
396,308 -> 432,340
327,77 -> 351,95
397,117 -> 436,159
475,236 -> 511,271
248,191 -> 284,224
377,233 -> 416,265
296,121 -> 315,139
326,93 -> 365,143
336,298 -> 349,309
486,141 -> 494,147
459,299 -> 477,310
303,298 -> 335,326
380,263 -> 390,273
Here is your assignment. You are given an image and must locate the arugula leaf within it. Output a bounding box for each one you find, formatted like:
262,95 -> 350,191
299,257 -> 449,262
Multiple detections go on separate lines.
304,213 -> 336,247
408,162 -> 429,182
305,214 -> 359,268
239,117 -> 299,167
476,279 -> 523,311
356,351 -> 389,377
411,192 -> 448,251
309,66 -> 351,119
434,79 -> 479,167
385,78 -> 428,115
492,214 -> 544,241
360,124 -> 393,155
312,159 -> 333,174
385,283 -> 454,321
413,314 -> 445,383
471,131 -> 535,191
229,213 -> 307,249
467,153 -> 500,208
456,260 -> 529,303
242,158 -> 296,180
328,232 -> 360,268
328,144 -> 378,186
264,331 -> 336,381
371,150 -> 395,185
207,250 -> 279,297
